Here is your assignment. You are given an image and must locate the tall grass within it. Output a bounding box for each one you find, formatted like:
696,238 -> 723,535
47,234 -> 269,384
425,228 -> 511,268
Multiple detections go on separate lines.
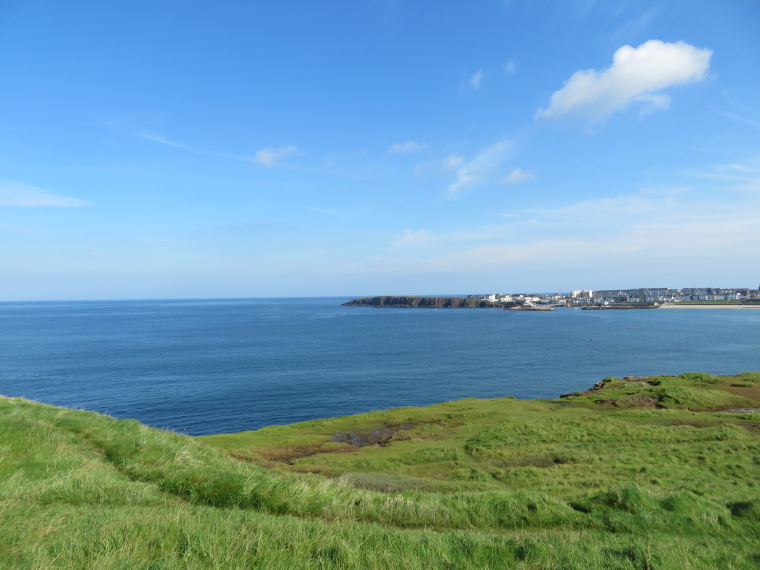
2,372 -> 760,568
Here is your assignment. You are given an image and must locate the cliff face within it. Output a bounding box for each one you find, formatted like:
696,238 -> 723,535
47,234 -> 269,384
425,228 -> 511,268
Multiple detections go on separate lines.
341,296 -> 514,308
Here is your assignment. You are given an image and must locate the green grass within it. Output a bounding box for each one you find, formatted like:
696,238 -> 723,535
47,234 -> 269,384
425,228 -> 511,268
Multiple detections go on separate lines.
2,372 -> 760,568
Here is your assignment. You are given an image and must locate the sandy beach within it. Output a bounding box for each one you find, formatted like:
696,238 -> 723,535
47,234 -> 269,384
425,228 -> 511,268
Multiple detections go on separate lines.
660,303 -> 760,309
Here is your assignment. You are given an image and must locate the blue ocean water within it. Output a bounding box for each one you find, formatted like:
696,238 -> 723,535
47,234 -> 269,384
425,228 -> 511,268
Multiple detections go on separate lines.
1,297 -> 758,435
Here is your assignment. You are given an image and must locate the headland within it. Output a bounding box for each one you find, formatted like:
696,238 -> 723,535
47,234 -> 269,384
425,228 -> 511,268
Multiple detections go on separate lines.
341,295 -> 518,308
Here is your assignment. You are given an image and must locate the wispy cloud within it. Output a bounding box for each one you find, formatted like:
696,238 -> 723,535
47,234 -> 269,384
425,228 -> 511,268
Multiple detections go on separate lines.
468,70 -> 485,90
503,60 -> 517,75
424,215 -> 759,273
372,187 -> 760,278
413,154 -> 464,176
537,40 -> 712,123
139,134 -> 191,150
138,134 -> 249,161
0,181 -> 91,207
391,229 -> 432,249
443,155 -> 465,170
534,188 -> 684,219
705,161 -> 760,193
252,145 -> 298,167
448,141 -> 513,195
389,140 -> 428,154
725,163 -> 759,174
608,8 -> 659,44
713,109 -> 760,129
501,168 -> 534,185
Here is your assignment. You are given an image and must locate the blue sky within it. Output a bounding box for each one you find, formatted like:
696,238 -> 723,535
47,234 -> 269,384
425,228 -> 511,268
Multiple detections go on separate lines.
2,0 -> 759,300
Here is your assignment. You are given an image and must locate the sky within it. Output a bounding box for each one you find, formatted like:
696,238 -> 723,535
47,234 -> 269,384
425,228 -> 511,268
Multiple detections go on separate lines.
1,0 -> 759,300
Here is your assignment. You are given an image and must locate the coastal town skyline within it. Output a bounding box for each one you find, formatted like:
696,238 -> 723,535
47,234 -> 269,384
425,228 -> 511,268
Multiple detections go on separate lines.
467,286 -> 760,306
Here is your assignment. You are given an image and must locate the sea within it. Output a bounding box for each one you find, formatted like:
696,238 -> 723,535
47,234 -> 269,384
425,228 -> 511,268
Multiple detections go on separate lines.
1,297 -> 758,436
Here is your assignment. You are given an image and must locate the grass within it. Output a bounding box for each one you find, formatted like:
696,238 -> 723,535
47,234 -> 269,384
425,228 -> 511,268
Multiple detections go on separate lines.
2,372 -> 760,568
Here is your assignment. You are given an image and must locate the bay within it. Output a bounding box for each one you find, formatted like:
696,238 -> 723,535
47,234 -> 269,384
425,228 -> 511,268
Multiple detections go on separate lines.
1,297 -> 758,435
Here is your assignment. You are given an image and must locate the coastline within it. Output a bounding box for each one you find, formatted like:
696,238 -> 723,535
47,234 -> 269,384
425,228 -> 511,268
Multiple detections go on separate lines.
660,304 -> 760,309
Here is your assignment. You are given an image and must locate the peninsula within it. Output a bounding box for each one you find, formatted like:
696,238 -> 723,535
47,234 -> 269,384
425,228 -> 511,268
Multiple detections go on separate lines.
342,296 -> 550,310
341,296 -> 517,308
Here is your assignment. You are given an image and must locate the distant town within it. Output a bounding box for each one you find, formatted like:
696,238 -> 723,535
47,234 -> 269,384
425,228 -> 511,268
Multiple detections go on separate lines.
467,287 -> 760,307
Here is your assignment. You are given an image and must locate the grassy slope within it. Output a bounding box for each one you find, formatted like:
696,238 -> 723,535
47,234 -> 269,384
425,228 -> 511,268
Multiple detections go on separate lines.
2,373 -> 759,568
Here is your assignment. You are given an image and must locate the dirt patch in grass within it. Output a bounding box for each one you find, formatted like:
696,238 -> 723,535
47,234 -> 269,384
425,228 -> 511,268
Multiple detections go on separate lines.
623,395 -> 661,408
234,441 -> 358,464
497,453 -> 574,469
232,422 -> 433,465
720,384 -> 760,404
331,423 -> 416,447
594,395 -> 661,409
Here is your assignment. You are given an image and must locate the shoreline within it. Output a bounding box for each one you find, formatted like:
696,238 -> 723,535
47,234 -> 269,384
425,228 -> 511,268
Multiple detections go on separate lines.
660,303 -> 760,309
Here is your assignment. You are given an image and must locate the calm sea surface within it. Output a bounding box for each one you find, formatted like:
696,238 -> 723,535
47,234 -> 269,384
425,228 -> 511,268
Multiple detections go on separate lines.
1,298 -> 759,435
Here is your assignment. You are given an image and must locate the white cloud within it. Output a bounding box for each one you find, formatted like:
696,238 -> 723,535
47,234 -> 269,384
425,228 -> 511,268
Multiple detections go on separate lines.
537,40 -> 712,123
503,60 -> 517,74
469,70 -> 485,89
442,154 -> 464,170
449,140 -> 513,195
389,140 -> 428,154
252,145 -> 298,167
501,168 -> 534,185
0,181 -> 91,207
392,229 -> 432,248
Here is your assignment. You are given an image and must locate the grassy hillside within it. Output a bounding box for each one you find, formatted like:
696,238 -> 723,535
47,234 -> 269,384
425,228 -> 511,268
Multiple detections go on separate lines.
3,372 -> 760,568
